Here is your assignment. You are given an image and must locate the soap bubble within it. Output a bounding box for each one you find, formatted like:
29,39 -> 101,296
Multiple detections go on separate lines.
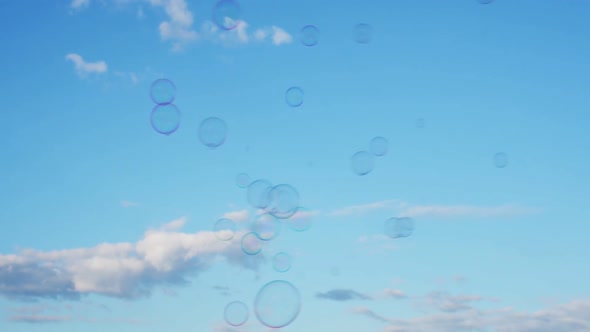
350,151 -> 374,176
241,232 -> 263,255
150,104 -> 181,135
416,118 -> 425,128
212,0 -> 241,30
385,217 -> 415,239
224,301 -> 249,327
236,173 -> 251,188
267,184 -> 300,219
150,78 -> 176,105
493,152 -> 508,168
252,213 -> 281,241
247,179 -> 273,209
198,117 -> 227,148
370,136 -> 388,156
285,207 -> 313,232
272,252 -> 292,273
285,86 -> 304,107
353,23 -> 373,44
214,218 -> 236,241
254,280 -> 301,328
301,25 -> 320,46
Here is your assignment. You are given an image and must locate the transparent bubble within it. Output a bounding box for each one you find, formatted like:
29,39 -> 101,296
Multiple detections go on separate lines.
285,207 -> 313,232
254,280 -> 301,328
370,136 -> 388,156
272,252 -> 292,273
267,184 -> 300,219
416,118 -> 425,128
247,179 -> 273,209
150,78 -> 176,105
353,23 -> 373,44
493,152 -> 508,168
330,267 -> 340,277
150,104 -> 181,135
477,0 -> 494,4
212,0 -> 241,30
198,117 -> 227,148
301,25 -> 320,47
236,173 -> 251,189
350,151 -> 374,176
241,232 -> 263,255
214,218 -> 236,241
252,213 -> 282,241
384,217 -> 415,239
224,301 -> 249,327
285,86 -> 304,107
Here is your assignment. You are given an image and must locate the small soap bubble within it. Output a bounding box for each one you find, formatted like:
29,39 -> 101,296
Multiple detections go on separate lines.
384,217 -> 415,239
236,173 -> 251,188
214,218 -> 236,241
150,104 -> 181,135
493,152 -> 508,168
353,23 -> 373,44
199,117 -> 227,148
267,184 -> 300,219
150,78 -> 176,105
224,301 -> 249,327
370,136 -> 388,156
212,0 -> 241,30
350,151 -> 374,176
416,118 -> 425,128
301,25 -> 320,46
272,252 -> 292,273
285,87 -> 304,107
241,232 -> 263,255
254,280 -> 301,328
285,207 -> 313,232
247,179 -> 273,209
252,213 -> 282,241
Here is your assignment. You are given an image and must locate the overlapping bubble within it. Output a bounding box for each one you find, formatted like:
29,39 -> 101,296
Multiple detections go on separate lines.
252,213 -> 281,241
214,218 -> 236,241
212,0 -> 241,30
241,232 -> 263,255
384,217 -> 415,239
247,179 -> 273,209
267,184 -> 300,219
285,207 -> 313,232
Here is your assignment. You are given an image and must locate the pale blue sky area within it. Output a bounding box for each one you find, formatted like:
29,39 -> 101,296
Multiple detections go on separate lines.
1,0 -> 589,331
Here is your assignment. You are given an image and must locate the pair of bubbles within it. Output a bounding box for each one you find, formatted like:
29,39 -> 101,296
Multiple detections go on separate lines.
351,136 -> 389,176
224,280 -> 301,328
149,79 -> 228,148
300,23 -> 374,47
385,217 -> 415,239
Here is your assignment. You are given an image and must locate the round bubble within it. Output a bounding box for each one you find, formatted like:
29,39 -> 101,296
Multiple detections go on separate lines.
416,118 -> 425,128
252,213 -> 281,241
370,136 -> 388,156
247,179 -> 273,209
301,25 -> 320,47
150,78 -> 176,105
350,151 -> 374,176
477,0 -> 494,4
212,0 -> 241,30
236,173 -> 251,189
285,207 -> 313,232
224,301 -> 249,327
285,86 -> 304,107
384,217 -> 415,239
493,152 -> 508,168
272,252 -> 292,273
254,280 -> 301,328
353,23 -> 373,44
199,117 -> 227,148
267,184 -> 300,219
214,218 -> 236,241
241,232 -> 263,255
150,104 -> 181,135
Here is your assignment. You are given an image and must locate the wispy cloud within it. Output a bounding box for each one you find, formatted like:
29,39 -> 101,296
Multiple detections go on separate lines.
149,0 -> 198,51
200,21 -> 292,47
70,0 -> 90,11
222,209 -> 249,222
327,199 -> 401,217
400,204 -> 539,219
351,306 -> 392,323
65,53 -> 107,78
417,291 -> 485,313
9,315 -> 72,324
316,289 -> 372,301
0,217 -> 261,300
120,200 -> 139,208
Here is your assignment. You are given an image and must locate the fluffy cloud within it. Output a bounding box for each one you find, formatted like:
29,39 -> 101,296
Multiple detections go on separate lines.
0,218 -> 261,300
65,53 -> 107,77
200,21 -> 292,47
149,0 -> 198,51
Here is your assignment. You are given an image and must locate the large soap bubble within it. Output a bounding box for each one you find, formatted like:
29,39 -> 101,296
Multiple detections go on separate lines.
247,179 -> 273,209
212,0 -> 241,30
254,280 -> 301,328
350,151 -> 374,176
150,78 -> 176,105
267,184 -> 300,219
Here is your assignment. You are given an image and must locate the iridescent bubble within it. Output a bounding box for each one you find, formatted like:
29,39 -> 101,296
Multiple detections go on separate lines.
150,78 -> 176,105
252,213 -> 281,241
212,0 -> 241,30
224,301 -> 249,327
241,232 -> 263,255
353,23 -> 373,44
384,217 -> 415,239
236,173 -> 251,189
254,280 -> 301,328
301,25 -> 320,47
247,179 -> 273,209
350,151 -> 374,176
285,87 -> 304,107
214,218 -> 236,241
199,117 -> 227,148
272,252 -> 292,273
285,207 -> 313,232
493,152 -> 508,168
150,104 -> 181,135
370,136 -> 388,156
267,184 -> 300,219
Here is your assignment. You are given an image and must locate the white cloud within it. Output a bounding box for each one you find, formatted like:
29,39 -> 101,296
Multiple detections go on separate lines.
270,26 -> 292,45
65,53 -> 107,78
400,204 -> 540,219
327,199 -> 401,217
149,0 -> 198,51
70,0 -> 90,10
222,209 -> 249,222
200,20 -> 292,47
0,217 -> 261,300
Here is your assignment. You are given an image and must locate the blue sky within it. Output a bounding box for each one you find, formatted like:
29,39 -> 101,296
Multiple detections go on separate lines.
1,0 -> 590,331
